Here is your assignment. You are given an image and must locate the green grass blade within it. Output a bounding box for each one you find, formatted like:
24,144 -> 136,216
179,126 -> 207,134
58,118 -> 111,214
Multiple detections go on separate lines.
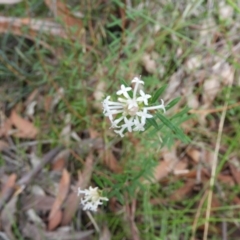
166,97 -> 181,111
156,112 -> 190,143
150,84 -> 167,104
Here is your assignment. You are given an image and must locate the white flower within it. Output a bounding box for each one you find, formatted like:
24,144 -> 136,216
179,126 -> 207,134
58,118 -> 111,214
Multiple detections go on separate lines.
137,90 -> 151,105
136,108 -> 153,124
116,85 -> 132,98
102,76 -> 166,137
133,117 -> 145,131
132,77 -> 144,85
78,186 -> 109,212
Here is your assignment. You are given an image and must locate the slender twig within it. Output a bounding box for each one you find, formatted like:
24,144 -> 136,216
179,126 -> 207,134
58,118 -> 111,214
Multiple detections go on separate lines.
86,211 -> 100,233
203,84 -> 232,239
190,101 -> 240,115
191,188 -> 208,240
222,221 -> 227,240
0,146 -> 63,211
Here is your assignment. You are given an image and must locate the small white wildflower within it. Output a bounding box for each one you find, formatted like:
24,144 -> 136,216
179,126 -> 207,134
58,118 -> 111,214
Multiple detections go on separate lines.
132,77 -> 144,85
116,85 -> 132,98
137,90 -> 151,105
78,186 -> 109,212
102,76 -> 165,137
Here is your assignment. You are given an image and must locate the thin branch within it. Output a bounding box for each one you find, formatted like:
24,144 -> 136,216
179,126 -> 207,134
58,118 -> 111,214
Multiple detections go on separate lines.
203,84 -> 232,239
0,146 -> 63,211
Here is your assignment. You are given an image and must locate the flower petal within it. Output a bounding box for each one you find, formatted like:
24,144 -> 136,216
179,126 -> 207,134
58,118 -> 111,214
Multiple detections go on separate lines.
116,85 -> 132,99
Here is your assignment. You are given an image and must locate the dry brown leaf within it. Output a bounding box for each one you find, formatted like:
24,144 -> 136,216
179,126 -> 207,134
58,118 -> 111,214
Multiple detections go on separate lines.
211,194 -> 221,209
187,148 -> 201,163
46,229 -> 94,240
48,168 -> 70,228
212,62 -> 234,85
60,192 -> 77,226
23,223 -> 44,240
48,209 -> 62,231
24,89 -> 38,116
26,209 -> 45,228
154,160 -> 172,182
154,147 -> 179,182
229,163 -> 240,185
0,140 -> 9,151
10,110 -> 38,138
44,0 -> 82,33
125,200 -> 140,240
24,89 -> 39,107
0,0 -> 22,3
0,16 -> 67,39
26,101 -> 37,117
164,69 -> 184,102
89,128 -> 100,138
169,180 -> 195,201
44,95 -> 53,112
219,1 -> 234,20
0,174 -> 16,196
203,150 -> 215,167
93,81 -> 105,102
93,81 -> 106,110
187,93 -> 199,110
100,225 -> 111,240
180,169 -> 209,181
0,118 -> 12,138
101,149 -> 122,173
233,196 -> 240,205
31,185 -> 45,196
173,159 -> 189,175
152,164 -> 189,183
24,222 -> 94,240
199,18 -> 216,44
0,195 -> 18,240
61,153 -> 94,225
109,197 -> 122,213
202,77 -> 221,107
217,174 -> 235,186
141,54 -> 156,74
24,195 -> 55,212
52,149 -> 69,171
185,55 -> 202,72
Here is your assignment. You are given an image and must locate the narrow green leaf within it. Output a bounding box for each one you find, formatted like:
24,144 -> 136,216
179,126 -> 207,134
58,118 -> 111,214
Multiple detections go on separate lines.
156,112 -> 190,143
227,0 -> 240,14
93,175 -> 104,188
147,118 -> 158,130
120,79 -> 128,87
150,85 -> 167,104
170,106 -> 190,119
166,97 -> 181,111
101,176 -> 114,187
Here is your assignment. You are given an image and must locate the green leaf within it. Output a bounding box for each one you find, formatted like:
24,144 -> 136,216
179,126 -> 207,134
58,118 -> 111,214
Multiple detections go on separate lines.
162,134 -> 174,149
93,175 -> 104,188
120,79 -> 129,87
170,106 -> 190,120
147,118 -> 158,130
101,176 -> 114,187
227,0 -> 240,14
150,85 -> 167,104
156,112 -> 190,143
166,97 -> 181,111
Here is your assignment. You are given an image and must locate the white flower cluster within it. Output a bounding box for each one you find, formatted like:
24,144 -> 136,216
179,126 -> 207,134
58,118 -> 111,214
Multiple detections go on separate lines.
78,186 -> 109,212
102,77 -> 165,137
